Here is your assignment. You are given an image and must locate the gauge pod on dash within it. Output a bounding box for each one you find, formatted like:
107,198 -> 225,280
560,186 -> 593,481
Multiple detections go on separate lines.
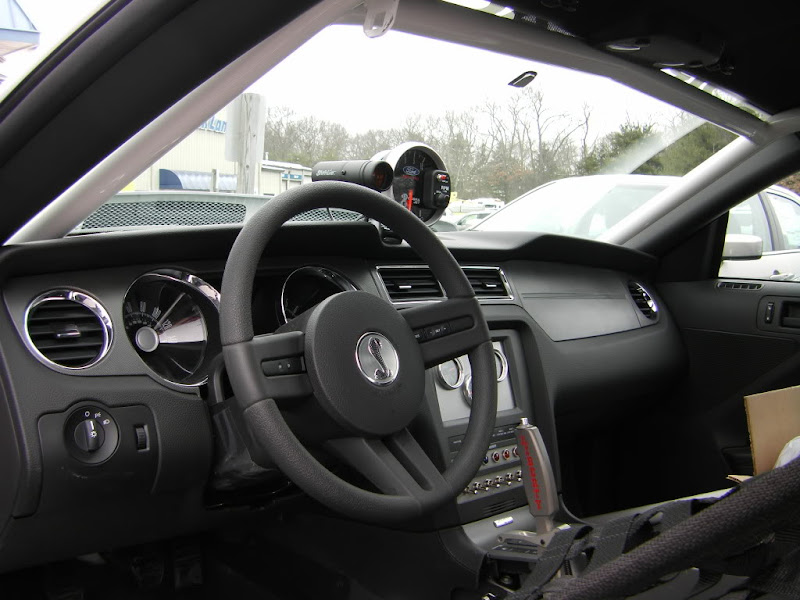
122,269 -> 221,387
371,142 -> 450,226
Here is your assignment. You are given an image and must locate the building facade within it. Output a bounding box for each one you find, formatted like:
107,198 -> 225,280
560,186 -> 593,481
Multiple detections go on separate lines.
129,102 -> 311,196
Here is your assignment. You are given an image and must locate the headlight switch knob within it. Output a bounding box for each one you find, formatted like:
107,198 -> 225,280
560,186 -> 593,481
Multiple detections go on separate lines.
65,406 -> 119,464
73,418 -> 105,452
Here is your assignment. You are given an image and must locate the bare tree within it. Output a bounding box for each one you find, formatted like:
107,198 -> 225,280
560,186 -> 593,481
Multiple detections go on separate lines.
262,96 -> 614,202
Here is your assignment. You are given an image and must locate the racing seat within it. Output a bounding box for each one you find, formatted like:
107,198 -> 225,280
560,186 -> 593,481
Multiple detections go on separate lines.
502,455 -> 800,599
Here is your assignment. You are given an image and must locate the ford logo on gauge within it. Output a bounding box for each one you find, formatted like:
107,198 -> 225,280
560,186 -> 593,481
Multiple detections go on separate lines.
402,166 -> 420,177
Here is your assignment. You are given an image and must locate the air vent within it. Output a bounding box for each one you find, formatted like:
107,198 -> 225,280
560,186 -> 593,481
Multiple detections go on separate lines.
377,267 -> 444,302
377,266 -> 512,302
25,290 -> 112,370
464,267 -> 512,299
628,282 -> 658,320
717,281 -> 763,291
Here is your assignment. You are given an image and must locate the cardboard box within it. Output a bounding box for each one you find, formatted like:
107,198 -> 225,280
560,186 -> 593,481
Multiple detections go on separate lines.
744,384 -> 800,475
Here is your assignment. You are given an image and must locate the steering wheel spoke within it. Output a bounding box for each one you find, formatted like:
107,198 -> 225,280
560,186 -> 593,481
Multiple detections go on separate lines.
401,297 -> 490,367
325,429 -> 448,499
221,181 -> 496,523
222,330 -> 312,408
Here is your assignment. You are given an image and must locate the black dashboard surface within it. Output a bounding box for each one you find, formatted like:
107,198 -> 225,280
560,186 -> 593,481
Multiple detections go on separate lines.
0,223 -> 657,278
0,223 -> 684,572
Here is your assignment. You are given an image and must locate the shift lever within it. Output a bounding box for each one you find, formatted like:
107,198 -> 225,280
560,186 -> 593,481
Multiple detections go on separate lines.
515,417 -> 559,535
491,418 -> 561,560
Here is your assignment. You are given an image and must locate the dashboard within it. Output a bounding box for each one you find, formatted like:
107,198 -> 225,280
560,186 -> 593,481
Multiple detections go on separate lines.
0,221 -> 685,572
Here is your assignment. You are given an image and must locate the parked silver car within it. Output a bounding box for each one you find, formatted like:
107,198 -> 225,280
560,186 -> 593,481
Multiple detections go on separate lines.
475,174 -> 800,280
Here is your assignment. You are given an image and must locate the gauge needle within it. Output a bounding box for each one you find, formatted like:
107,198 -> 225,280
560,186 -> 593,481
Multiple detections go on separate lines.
407,189 -> 413,211
154,292 -> 185,329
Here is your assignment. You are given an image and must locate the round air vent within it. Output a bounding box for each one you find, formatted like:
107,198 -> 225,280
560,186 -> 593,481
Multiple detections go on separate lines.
25,290 -> 113,370
627,282 -> 658,320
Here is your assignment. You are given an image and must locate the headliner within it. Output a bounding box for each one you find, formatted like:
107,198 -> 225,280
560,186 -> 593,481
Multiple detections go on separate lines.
504,0 -> 799,116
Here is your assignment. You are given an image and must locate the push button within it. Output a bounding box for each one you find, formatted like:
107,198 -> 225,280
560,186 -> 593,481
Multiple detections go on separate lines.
261,356 -> 305,376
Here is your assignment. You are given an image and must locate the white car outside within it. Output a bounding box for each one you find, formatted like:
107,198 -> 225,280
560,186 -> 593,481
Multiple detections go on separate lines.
474,174 -> 800,281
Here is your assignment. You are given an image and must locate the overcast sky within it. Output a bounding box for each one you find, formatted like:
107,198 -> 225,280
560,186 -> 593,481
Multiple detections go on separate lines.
250,25 -> 681,140
1,0 -> 104,84
3,2 -> 682,141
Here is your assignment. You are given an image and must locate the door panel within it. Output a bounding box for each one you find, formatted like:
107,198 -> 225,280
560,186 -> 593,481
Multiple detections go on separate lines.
658,280 -> 800,479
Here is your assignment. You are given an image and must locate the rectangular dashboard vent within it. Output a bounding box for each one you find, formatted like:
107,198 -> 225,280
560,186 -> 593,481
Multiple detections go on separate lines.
377,266 -> 511,302
463,267 -> 512,299
377,267 -> 444,302
717,281 -> 763,291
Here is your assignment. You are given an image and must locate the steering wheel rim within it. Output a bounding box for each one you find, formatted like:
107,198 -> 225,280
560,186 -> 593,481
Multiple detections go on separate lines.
220,181 -> 496,524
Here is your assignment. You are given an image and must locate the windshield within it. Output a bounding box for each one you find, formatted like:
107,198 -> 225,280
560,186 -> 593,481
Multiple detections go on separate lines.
69,23 -> 738,237
473,175 -> 678,237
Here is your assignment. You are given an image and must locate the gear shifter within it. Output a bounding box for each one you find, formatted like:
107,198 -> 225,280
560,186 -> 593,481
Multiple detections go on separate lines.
491,418 -> 562,561
515,417 -> 559,535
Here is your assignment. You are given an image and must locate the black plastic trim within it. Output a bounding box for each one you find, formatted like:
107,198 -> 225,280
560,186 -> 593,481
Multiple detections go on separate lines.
0,225 -> 655,284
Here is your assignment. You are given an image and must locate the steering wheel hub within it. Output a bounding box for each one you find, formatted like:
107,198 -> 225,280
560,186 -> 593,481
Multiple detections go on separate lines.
355,332 -> 399,386
220,180 -> 495,523
304,291 -> 424,437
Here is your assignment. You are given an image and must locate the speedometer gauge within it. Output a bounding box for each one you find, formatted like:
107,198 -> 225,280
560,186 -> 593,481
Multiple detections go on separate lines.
123,270 -> 220,387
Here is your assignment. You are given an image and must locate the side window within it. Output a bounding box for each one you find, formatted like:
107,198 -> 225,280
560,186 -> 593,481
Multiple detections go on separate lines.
725,195 -> 772,252
720,178 -> 800,282
768,192 -> 800,250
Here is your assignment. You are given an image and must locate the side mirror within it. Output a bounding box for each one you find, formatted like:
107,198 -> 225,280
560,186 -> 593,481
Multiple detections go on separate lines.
722,234 -> 763,260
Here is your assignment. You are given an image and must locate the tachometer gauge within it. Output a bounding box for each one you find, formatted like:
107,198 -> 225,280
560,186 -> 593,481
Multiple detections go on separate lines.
280,266 -> 357,324
371,142 -> 449,226
392,148 -> 438,218
436,357 -> 465,389
123,270 -> 220,387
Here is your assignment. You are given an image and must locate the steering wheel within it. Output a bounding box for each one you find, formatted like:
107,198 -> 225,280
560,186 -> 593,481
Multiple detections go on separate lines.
219,181 -> 497,524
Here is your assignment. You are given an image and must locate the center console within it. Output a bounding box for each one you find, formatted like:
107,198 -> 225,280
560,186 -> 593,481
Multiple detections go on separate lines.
430,329 -> 533,523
